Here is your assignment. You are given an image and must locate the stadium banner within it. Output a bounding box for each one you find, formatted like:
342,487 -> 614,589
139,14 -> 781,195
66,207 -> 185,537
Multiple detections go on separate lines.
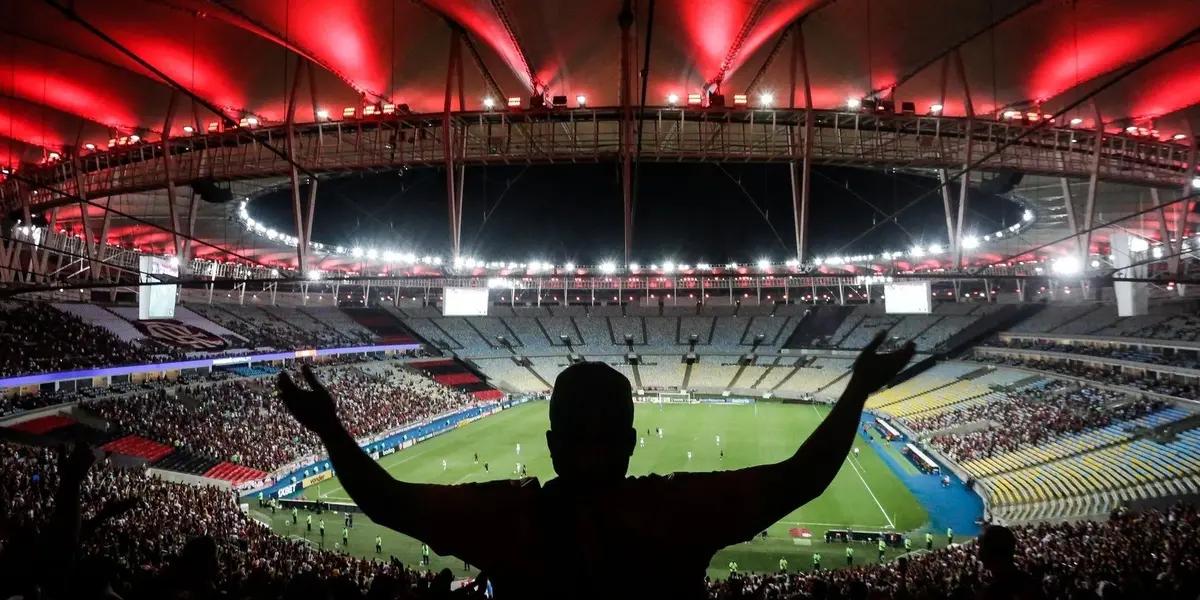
247,399 -> 519,500
301,470 -> 333,488
134,320 -> 229,351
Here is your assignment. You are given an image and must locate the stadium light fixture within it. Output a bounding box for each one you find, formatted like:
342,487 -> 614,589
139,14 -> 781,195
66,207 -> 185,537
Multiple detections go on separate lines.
1129,236 -> 1150,252
507,97 -> 522,108
846,97 -> 861,110
182,125 -> 194,134
351,247 -> 364,258
629,262 -> 640,271
929,103 -> 943,114
1052,256 -> 1081,276
1173,133 -> 1187,140
662,261 -> 676,273
246,117 -> 258,127
961,235 -> 980,250
564,262 -> 576,271
576,94 -> 587,107
758,92 -> 774,108
483,97 -> 495,110
343,107 -> 357,118
756,258 -> 770,270
599,261 -> 617,274
83,143 -> 96,151
316,109 -> 330,121
1069,117 -> 1083,126
1151,246 -> 1164,259
927,244 -> 943,254
1192,177 -> 1200,189
667,93 -> 679,107
307,269 -> 322,281
129,135 -> 140,143
732,93 -> 748,106
687,93 -> 702,106
909,245 -> 926,258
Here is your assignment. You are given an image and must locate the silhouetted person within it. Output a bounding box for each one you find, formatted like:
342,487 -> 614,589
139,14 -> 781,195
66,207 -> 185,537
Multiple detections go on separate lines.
278,330 -> 914,599
977,525 -> 1041,600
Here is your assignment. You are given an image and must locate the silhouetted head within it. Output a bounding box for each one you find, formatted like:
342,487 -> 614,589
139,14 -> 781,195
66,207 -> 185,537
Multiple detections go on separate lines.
978,525 -> 1017,572
546,362 -> 636,483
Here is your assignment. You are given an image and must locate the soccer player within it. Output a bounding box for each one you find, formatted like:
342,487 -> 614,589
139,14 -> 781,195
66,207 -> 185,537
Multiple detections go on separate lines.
516,442 -> 521,455
686,451 -> 692,461
845,545 -> 854,566
421,543 -> 431,567
483,462 -> 489,473
719,449 -> 724,461
810,552 -> 820,571
727,560 -> 738,574
904,536 -> 911,552
877,538 -> 886,562
852,447 -> 860,458
306,514 -> 312,533
946,526 -> 953,545
925,531 -> 934,550
657,427 -> 663,439
474,452 -> 479,464
319,520 -> 325,541
277,330 -> 915,597
442,459 -> 448,471
779,556 -> 789,572
292,507 -> 298,525
342,526 -> 349,547
375,535 -> 383,554
639,436 -> 644,448
715,434 -> 720,446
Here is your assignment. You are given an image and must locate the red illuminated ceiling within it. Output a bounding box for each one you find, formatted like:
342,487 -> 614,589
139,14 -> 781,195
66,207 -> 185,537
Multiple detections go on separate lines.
0,0 -> 1198,168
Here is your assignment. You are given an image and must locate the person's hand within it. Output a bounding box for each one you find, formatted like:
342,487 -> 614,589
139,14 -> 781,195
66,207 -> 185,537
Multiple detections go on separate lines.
278,365 -> 341,437
845,330 -> 916,398
57,442 -> 97,483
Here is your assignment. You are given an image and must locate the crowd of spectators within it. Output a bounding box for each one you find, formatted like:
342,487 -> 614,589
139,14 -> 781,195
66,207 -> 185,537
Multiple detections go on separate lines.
908,380 -> 1163,462
707,504 -> 1200,599
4,437 -> 1198,600
0,443 -> 475,600
983,337 -> 1200,370
86,363 -> 476,472
972,352 -> 1200,399
0,302 -> 155,378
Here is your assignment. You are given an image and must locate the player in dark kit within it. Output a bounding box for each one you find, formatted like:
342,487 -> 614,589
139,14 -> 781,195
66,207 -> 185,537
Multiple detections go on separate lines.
279,331 -> 913,599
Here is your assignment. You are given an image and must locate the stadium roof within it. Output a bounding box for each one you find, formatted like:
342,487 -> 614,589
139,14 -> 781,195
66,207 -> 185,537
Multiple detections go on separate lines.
2,0 -> 1199,281
3,0 -> 1199,160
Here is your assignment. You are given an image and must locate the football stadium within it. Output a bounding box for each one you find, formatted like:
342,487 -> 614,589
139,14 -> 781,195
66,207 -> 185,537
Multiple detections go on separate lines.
1,0 -> 1200,598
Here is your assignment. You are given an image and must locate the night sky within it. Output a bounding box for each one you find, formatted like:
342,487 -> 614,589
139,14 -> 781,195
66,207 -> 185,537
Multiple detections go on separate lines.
252,164 -> 1020,264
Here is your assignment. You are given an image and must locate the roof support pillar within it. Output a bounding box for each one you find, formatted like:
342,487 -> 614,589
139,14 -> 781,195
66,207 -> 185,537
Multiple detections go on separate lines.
286,56 -> 309,276
952,50 -> 974,269
1175,120 -> 1197,281
1081,104 -> 1104,268
789,22 -> 813,263
619,0 -> 635,266
1058,176 -> 1081,258
69,157 -> 96,281
938,169 -> 957,259
1150,188 -> 1176,274
161,90 -> 187,275
443,27 -> 464,261
184,190 -> 199,270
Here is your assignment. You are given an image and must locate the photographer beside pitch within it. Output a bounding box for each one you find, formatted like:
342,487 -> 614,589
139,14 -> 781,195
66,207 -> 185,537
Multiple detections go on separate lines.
278,330 -> 914,599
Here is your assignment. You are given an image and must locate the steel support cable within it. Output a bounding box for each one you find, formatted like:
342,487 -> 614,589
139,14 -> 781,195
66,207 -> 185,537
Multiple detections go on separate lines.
831,22 -> 1200,257
993,188 -> 1199,266
628,0 -> 656,236
867,0 -> 1044,99
43,0 -> 317,180
2,169 -> 286,275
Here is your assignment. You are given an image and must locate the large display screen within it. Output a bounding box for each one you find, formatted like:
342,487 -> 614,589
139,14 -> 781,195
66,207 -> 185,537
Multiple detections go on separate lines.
442,287 -> 489,316
884,281 -> 932,314
138,255 -> 178,320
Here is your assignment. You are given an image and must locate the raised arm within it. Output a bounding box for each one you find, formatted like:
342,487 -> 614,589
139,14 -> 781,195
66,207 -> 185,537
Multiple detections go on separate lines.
700,330 -> 915,544
278,367 -> 466,544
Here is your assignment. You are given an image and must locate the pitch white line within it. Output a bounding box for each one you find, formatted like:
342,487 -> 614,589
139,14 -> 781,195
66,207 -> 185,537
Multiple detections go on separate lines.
783,521 -> 893,529
811,404 -> 894,529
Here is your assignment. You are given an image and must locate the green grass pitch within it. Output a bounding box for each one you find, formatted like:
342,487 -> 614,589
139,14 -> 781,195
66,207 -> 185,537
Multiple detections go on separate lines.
252,400 -> 933,578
